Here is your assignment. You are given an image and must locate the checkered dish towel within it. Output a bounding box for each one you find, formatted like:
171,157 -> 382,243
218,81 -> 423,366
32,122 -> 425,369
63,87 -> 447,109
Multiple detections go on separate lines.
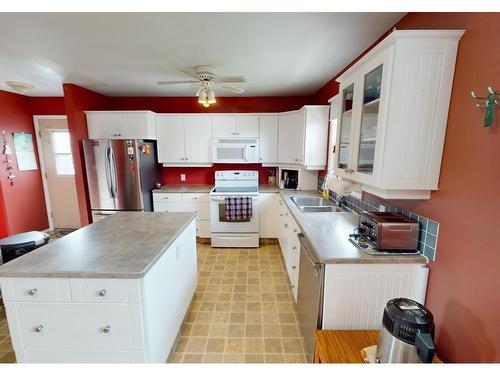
224,196 -> 253,222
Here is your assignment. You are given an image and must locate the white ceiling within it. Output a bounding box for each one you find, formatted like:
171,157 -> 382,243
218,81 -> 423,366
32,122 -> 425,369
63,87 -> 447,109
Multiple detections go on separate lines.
0,13 -> 404,97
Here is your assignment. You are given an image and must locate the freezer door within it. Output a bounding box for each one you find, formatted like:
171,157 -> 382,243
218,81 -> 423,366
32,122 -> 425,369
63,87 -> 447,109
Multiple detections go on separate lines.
109,139 -> 143,210
83,139 -> 116,210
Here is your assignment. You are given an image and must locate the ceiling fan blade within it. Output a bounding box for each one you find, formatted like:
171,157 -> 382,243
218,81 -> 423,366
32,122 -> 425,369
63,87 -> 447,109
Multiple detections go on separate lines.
157,80 -> 199,85
217,76 -> 247,83
220,84 -> 245,94
180,69 -> 201,80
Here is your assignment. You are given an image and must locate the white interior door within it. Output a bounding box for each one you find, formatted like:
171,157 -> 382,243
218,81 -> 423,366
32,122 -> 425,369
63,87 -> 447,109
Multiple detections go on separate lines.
38,118 -> 80,229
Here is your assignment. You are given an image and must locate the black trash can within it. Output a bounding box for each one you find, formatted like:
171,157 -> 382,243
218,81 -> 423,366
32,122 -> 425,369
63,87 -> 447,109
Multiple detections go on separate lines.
0,231 -> 50,264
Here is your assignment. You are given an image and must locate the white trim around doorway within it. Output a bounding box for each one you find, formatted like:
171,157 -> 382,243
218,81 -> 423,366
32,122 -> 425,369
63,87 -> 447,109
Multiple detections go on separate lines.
33,115 -> 68,231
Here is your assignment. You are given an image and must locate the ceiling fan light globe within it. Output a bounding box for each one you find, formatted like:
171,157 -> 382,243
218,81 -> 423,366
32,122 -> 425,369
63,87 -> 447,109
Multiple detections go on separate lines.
202,102 -> 210,108
207,89 -> 216,104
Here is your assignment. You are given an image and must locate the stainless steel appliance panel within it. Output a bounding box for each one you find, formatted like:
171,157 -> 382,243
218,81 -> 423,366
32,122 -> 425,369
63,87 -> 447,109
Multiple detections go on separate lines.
83,139 -> 116,210
109,140 -> 142,211
296,233 -> 324,363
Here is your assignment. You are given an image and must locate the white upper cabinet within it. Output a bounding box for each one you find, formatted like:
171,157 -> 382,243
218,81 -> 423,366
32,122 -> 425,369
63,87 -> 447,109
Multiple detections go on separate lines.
212,116 -> 237,137
259,115 -> 279,165
236,115 -> 260,137
156,115 -> 213,165
85,111 -> 156,140
278,110 -> 304,165
184,116 -> 213,163
333,30 -> 464,199
212,115 -> 259,137
278,106 -> 329,169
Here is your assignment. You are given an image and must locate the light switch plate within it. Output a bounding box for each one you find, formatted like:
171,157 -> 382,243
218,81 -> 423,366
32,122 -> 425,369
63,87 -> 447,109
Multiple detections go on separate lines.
180,174 -> 186,182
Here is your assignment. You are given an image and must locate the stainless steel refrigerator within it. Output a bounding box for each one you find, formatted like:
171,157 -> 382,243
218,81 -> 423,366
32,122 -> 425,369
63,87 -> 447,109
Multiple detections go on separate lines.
82,139 -> 161,222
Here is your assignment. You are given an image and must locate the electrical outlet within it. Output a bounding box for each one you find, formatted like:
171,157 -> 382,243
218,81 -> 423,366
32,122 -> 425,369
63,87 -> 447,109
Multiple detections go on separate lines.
180,174 -> 186,182
379,204 -> 386,212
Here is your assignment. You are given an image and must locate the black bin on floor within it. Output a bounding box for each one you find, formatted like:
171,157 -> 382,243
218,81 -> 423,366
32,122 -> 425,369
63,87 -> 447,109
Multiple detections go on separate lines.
0,231 -> 49,264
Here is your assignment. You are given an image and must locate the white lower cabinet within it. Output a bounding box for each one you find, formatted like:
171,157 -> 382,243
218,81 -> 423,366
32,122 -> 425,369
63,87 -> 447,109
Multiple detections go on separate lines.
258,193 -> 279,238
0,221 -> 197,363
153,192 -> 210,238
277,197 -> 301,301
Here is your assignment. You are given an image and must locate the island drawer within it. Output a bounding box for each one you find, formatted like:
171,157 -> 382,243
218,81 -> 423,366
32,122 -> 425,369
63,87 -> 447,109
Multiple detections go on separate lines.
152,193 -> 182,202
22,350 -> 145,363
0,278 -> 71,302
15,302 -> 142,351
69,278 -> 141,303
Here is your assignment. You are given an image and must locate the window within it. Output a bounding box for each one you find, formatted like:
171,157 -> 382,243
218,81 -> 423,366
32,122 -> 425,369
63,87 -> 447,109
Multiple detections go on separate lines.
51,130 -> 75,176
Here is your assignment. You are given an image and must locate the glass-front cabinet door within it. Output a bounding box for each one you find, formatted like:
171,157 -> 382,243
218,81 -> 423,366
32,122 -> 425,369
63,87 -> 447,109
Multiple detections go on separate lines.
336,82 -> 355,172
356,64 -> 383,174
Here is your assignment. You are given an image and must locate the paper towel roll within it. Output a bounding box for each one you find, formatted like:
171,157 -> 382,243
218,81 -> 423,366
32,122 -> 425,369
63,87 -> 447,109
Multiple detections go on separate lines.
327,177 -> 359,196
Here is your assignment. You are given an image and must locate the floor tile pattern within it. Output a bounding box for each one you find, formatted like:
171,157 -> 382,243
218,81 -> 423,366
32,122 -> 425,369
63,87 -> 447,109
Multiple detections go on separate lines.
170,241 -> 307,363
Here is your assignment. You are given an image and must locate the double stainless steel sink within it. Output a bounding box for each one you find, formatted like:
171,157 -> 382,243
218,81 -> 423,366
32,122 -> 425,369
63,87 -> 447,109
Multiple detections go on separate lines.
290,196 -> 346,213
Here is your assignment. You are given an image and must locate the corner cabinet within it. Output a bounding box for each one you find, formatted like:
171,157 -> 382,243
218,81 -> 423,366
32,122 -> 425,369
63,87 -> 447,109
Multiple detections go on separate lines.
333,30 -> 464,199
278,106 -> 329,170
85,111 -> 156,140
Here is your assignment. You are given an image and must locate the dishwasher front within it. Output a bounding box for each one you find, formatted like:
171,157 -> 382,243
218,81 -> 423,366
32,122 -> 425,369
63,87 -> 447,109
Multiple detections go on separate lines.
296,233 -> 325,362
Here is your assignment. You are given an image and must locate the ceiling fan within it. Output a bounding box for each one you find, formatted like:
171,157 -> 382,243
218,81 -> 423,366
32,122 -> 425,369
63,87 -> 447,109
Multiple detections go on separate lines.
157,65 -> 246,107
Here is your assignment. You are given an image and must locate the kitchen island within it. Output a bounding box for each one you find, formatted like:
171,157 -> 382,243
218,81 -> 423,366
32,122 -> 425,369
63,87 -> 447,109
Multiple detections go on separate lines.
0,212 -> 197,363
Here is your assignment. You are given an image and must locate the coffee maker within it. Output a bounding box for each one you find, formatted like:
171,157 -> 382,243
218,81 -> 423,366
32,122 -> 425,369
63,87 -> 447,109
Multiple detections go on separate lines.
377,298 -> 436,363
280,169 -> 298,189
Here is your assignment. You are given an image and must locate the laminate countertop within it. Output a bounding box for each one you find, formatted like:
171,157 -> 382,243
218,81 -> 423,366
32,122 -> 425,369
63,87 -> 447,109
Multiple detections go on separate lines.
152,184 -> 214,193
0,212 -> 196,279
279,190 -> 427,264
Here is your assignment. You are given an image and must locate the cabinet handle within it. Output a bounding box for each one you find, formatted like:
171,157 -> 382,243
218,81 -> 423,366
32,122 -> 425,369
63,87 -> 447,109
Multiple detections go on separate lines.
292,246 -> 297,250
284,224 -> 288,228
194,197 -> 198,200
102,325 -> 111,334
164,197 -> 168,200
291,285 -> 295,289
28,288 -> 38,296
285,213 -> 289,216
34,325 -> 44,333
185,158 -> 189,161
294,158 -> 298,162
280,214 -> 283,217
293,229 -> 298,233
98,289 -> 107,297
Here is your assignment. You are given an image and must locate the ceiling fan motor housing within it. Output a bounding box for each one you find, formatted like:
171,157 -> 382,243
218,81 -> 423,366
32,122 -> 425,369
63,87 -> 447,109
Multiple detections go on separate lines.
195,65 -> 217,81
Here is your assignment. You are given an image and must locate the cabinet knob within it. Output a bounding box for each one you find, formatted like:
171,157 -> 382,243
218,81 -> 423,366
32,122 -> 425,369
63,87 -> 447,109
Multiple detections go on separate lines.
98,289 -> 107,297
291,285 -> 295,289
293,229 -> 298,233
164,197 -> 168,200
292,246 -> 297,250
102,325 -> 111,334
185,158 -> 188,161
34,324 -> 44,333
294,158 -> 298,162
28,288 -> 38,296
292,266 -> 296,270
284,224 -> 288,228
280,214 -> 283,217
194,197 -> 198,200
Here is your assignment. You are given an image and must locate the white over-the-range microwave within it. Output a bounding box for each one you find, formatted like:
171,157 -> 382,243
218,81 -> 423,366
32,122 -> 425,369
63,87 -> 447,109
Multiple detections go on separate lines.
212,138 -> 259,164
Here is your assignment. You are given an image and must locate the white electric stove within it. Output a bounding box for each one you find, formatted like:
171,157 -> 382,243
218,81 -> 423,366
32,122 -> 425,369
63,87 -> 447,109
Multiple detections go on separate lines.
210,171 -> 259,248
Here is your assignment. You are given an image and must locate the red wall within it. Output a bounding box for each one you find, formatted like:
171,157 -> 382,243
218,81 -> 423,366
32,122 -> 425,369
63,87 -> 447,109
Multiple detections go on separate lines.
63,84 -> 110,226
29,97 -> 66,115
162,164 -> 276,185
0,90 -> 49,236
312,12 -> 500,363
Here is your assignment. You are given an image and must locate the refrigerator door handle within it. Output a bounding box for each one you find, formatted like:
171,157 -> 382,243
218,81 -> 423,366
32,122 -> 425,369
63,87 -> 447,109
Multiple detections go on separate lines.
109,147 -> 118,198
104,147 -> 114,198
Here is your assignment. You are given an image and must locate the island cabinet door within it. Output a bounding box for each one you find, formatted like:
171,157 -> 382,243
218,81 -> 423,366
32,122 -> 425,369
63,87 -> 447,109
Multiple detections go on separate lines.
177,221 -> 198,314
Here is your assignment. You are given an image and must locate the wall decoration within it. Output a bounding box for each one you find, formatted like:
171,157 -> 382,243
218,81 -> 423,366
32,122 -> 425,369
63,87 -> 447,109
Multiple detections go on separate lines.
13,132 -> 38,171
471,86 -> 499,127
1,130 -> 15,185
